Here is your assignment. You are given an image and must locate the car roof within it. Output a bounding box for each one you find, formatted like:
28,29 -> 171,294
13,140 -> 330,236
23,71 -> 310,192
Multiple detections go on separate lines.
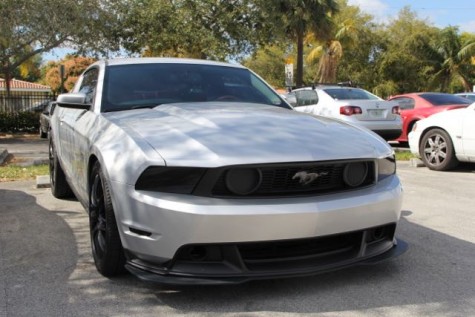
390,92 -> 452,98
94,57 -> 245,69
293,85 -> 360,91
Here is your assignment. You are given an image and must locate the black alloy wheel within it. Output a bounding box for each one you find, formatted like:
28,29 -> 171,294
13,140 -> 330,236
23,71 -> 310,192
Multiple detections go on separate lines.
89,162 -> 126,277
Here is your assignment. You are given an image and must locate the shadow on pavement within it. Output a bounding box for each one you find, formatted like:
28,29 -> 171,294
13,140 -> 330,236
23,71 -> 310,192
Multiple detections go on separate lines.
1,183 -> 474,316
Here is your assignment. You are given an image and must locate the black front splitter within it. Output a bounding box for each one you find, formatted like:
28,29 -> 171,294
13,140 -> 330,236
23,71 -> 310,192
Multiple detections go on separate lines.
125,239 -> 408,286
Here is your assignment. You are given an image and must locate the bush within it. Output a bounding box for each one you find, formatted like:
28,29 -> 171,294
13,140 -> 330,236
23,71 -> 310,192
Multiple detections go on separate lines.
0,111 -> 40,133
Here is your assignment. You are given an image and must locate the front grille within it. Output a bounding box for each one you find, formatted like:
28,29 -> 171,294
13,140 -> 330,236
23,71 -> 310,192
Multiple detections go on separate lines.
208,160 -> 375,198
239,231 -> 361,261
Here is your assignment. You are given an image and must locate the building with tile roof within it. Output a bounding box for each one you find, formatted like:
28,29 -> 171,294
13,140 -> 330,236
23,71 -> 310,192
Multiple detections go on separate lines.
0,78 -> 52,94
0,79 -> 53,113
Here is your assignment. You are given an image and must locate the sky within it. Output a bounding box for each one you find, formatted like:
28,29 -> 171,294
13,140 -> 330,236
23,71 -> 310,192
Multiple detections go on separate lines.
43,1 -> 475,62
348,0 -> 475,32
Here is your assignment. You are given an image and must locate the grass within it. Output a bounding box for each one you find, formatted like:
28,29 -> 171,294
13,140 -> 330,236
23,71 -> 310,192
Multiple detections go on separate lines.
0,164 -> 49,182
394,149 -> 418,161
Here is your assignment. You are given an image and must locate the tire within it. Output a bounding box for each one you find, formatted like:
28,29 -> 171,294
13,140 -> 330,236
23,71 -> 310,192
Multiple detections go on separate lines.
89,162 -> 126,277
49,139 -> 74,198
419,128 -> 458,171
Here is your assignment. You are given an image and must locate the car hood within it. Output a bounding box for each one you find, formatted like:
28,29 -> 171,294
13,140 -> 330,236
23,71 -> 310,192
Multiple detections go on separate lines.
106,103 -> 391,167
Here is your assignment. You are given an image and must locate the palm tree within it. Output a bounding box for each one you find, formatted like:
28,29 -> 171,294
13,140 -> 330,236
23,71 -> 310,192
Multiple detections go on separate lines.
275,0 -> 339,87
305,4 -> 364,83
426,27 -> 475,91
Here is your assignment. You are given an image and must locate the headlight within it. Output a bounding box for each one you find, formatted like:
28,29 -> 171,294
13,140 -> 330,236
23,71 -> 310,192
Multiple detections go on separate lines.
377,155 -> 396,181
135,166 -> 207,194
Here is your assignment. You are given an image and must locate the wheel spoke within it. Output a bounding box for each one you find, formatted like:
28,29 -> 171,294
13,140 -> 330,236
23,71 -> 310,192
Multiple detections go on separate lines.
428,138 -> 435,147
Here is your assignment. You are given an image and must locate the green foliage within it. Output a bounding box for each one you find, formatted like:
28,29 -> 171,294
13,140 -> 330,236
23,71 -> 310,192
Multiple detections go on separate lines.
0,0 -> 467,97
0,0 -> 120,94
243,45 -> 289,88
0,112 -> 39,133
260,0 -> 339,86
117,0 -> 270,60
424,27 -> 475,92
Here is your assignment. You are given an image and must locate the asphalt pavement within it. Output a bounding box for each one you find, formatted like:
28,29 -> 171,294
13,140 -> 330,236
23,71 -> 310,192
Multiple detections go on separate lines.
0,136 -> 48,166
1,160 -> 474,316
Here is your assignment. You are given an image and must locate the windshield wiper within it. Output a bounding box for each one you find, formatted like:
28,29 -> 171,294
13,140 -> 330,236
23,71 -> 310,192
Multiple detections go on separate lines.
130,104 -> 161,109
103,104 -> 160,113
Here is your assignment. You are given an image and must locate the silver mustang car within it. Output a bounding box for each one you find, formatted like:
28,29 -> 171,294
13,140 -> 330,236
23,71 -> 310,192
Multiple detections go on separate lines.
49,58 -> 406,284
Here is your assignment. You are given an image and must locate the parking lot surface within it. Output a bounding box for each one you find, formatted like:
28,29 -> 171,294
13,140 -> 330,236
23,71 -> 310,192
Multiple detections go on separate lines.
1,162 -> 474,317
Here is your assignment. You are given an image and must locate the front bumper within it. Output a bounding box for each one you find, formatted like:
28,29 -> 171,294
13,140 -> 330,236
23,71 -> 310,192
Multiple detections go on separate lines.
408,130 -> 422,155
109,175 -> 404,284
124,231 -> 407,285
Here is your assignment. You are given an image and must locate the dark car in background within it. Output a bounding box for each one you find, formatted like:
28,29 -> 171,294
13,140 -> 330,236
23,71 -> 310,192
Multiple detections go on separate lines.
388,92 -> 471,143
39,101 -> 54,138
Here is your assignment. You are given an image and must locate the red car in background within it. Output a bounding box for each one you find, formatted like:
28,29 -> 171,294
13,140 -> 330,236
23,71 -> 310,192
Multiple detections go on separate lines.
388,92 -> 471,143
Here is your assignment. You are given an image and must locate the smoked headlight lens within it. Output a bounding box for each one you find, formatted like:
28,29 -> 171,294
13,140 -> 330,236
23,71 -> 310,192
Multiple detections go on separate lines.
377,155 -> 396,181
135,167 -> 207,194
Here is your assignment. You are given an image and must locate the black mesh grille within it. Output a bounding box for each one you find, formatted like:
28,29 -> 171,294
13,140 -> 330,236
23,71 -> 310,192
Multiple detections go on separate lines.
238,231 -> 361,261
210,160 -> 375,197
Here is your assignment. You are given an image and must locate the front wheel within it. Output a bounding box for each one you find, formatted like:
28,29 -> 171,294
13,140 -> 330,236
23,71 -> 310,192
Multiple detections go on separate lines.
89,162 -> 126,277
419,128 -> 458,171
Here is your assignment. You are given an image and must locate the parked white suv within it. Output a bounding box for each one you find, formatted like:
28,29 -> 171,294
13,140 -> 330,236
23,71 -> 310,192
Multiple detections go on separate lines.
288,86 -> 402,140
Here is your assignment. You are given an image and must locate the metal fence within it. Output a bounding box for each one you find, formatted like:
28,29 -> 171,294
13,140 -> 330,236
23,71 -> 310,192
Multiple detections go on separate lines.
0,93 -> 56,113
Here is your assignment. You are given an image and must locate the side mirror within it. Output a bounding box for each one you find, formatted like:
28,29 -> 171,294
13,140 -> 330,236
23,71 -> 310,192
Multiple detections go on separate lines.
56,93 -> 91,110
282,93 -> 297,107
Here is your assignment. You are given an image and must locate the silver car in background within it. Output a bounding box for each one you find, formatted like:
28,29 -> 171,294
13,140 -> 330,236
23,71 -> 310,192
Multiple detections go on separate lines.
289,86 -> 402,141
49,58 -> 406,285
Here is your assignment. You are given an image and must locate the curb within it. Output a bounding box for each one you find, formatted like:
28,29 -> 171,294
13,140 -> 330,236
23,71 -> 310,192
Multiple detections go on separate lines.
36,175 -> 50,189
410,158 -> 425,168
0,148 -> 8,164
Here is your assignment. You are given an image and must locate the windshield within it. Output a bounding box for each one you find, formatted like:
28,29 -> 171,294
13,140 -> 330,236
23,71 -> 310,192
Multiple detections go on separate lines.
420,93 -> 472,106
101,63 -> 288,112
323,88 -> 380,101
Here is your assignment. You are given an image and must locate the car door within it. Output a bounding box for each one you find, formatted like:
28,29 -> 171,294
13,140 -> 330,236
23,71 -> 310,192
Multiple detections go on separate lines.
462,105 -> 475,159
57,68 -> 99,195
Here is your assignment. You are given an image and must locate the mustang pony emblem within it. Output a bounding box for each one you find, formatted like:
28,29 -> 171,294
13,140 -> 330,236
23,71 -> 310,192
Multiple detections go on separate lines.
292,171 -> 329,185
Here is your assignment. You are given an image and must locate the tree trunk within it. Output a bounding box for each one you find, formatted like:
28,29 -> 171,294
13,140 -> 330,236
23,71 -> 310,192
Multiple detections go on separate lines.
296,30 -> 304,88
4,68 -> 12,97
